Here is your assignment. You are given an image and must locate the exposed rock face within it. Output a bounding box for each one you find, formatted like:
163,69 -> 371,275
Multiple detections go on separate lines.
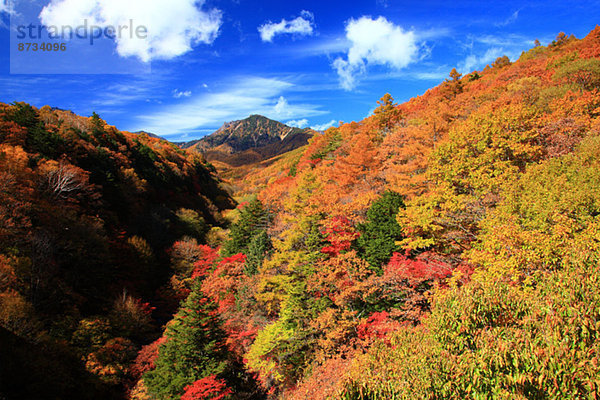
182,115 -> 314,167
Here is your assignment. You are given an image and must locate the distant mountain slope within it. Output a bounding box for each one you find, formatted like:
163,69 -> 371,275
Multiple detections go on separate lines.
183,115 -> 315,168
133,130 -> 164,140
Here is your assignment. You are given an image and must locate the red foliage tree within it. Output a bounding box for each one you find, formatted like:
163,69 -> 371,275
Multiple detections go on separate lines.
384,252 -> 452,285
201,253 -> 247,314
201,253 -> 263,357
356,311 -> 402,343
321,216 -> 360,257
379,252 -> 453,323
191,245 -> 220,279
0,120 -> 27,146
130,337 -> 167,379
181,375 -> 233,400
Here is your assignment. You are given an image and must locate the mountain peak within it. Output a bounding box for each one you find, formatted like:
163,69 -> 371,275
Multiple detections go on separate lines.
210,114 -> 302,144
184,115 -> 314,168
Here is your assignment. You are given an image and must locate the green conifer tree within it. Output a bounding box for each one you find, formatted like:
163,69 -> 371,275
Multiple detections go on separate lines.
223,199 -> 271,256
244,230 -> 272,276
144,283 -> 229,399
355,191 -> 405,274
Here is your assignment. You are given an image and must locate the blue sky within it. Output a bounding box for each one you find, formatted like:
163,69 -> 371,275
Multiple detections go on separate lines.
0,0 -> 599,141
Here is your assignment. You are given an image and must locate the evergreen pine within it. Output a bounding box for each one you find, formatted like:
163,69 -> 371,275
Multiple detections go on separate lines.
355,191 -> 405,274
143,283 -> 229,399
244,230 -> 272,276
223,199 -> 271,256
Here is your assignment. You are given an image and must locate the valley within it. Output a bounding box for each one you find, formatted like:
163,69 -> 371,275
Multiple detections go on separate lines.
1,26 -> 600,400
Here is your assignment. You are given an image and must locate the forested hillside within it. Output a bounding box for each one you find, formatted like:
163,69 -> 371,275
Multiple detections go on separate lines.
130,27 -> 600,399
2,26 -> 600,400
0,103 -> 240,399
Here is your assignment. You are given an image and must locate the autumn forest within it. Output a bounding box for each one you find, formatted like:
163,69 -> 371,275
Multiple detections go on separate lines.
2,27 -> 600,400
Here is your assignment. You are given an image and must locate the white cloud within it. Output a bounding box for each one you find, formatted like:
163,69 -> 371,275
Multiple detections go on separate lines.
39,0 -> 222,62
274,96 -> 289,116
332,58 -> 361,92
294,37 -> 351,57
172,89 -> 192,98
135,77 -> 329,138
89,77 -> 166,108
286,119 -> 309,128
259,10 -> 314,42
0,0 -> 12,14
412,71 -> 449,81
333,16 -> 420,90
495,10 -> 519,27
459,47 -> 503,74
272,96 -> 319,121
474,34 -> 531,48
312,119 -> 337,131
456,32 -> 533,75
